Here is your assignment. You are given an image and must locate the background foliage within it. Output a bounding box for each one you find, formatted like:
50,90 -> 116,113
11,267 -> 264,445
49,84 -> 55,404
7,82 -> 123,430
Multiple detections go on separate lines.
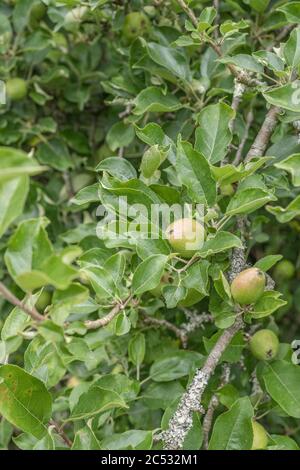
0,0 -> 300,451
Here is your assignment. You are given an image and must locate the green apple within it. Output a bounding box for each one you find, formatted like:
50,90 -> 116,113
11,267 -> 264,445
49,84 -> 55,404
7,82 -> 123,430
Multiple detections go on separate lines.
122,12 -> 151,43
35,290 -> 52,312
67,376 -> 81,388
166,218 -> 205,258
274,259 -> 295,281
231,267 -> 266,305
251,420 -> 268,450
220,183 -> 235,196
249,329 -> 279,361
6,78 -> 27,101
29,2 -> 47,29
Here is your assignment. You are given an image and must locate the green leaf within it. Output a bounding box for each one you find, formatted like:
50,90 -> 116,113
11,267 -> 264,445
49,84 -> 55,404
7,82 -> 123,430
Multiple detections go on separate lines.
198,231 -> 243,257
132,254 -> 168,296
268,434 -> 299,450
128,333 -> 146,366
133,86 -> 182,115
80,266 -> 117,300
219,54 -> 263,73
195,103 -> 234,164
263,361 -> 300,418
254,255 -> 283,272
263,83 -> 300,112
71,183 -> 99,206
176,139 -> 217,206
0,365 -> 52,439
106,122 -> 135,151
251,291 -> 287,319
142,41 -> 191,82
5,218 -> 77,292
266,195 -> 300,223
140,145 -> 168,178
249,0 -> 270,13
208,397 -> 254,450
226,187 -> 277,216
0,176 -> 29,238
275,154 -> 300,186
70,386 -> 128,421
101,430 -> 152,450
0,147 -> 46,182
150,351 -> 204,382
277,2 -> 300,23
36,139 -> 73,171
183,413 -> 203,450
72,424 -> 102,450
212,158 -> 271,185
284,28 -> 300,69
182,259 -> 210,294
96,158 -> 137,181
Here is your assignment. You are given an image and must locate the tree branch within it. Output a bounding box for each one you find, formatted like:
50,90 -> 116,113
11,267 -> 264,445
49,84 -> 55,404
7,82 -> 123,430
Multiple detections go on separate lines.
142,311 -> 213,348
0,281 -> 44,322
162,315 -> 244,450
84,296 -> 132,330
202,364 -> 231,449
176,0 -> 262,87
245,106 -> 281,161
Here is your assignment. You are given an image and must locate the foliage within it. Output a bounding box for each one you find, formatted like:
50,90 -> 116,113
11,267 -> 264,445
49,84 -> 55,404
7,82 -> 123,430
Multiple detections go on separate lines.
0,0 -> 300,451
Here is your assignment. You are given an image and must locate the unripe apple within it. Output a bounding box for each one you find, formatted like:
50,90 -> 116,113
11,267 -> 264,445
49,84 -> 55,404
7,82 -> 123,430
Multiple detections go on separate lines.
35,290 -> 52,312
67,376 -> 81,388
29,2 -> 47,29
274,259 -> 295,281
231,267 -> 266,305
251,420 -> 268,450
220,183 -> 235,196
166,218 -> 205,258
122,12 -> 151,43
6,78 -> 27,101
249,329 -> 279,361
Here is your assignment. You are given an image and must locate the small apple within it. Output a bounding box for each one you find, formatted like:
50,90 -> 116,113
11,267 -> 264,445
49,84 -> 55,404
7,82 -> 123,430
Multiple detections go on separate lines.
35,290 -> 52,313
231,267 -> 266,305
122,12 -> 151,43
274,259 -> 295,281
29,2 -> 47,29
67,376 -> 81,388
251,420 -> 268,450
166,218 -> 205,258
6,78 -> 27,101
220,183 -> 235,197
249,329 -> 279,361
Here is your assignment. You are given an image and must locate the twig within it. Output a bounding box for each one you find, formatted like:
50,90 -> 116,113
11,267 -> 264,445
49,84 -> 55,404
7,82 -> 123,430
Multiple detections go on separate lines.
233,109 -> 254,165
202,395 -> 219,449
202,364 -> 231,449
266,25 -> 294,52
50,420 -> 72,448
142,311 -> 213,348
245,106 -> 281,161
84,296 -> 132,330
162,315 -> 244,450
229,80 -> 247,133
213,0 -> 220,39
0,282 -> 44,322
176,0 -> 262,87
142,312 -> 188,348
